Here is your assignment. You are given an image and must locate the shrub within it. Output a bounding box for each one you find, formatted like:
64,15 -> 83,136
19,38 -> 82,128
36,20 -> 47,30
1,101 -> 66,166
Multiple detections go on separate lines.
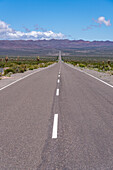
0,63 -> 5,68
34,65 -> 38,69
6,72 -> 12,77
79,63 -> 85,68
4,68 -> 15,75
17,61 -> 22,65
104,67 -> 110,71
29,67 -> 34,70
5,62 -> 14,67
19,68 -> 25,73
39,63 -> 45,67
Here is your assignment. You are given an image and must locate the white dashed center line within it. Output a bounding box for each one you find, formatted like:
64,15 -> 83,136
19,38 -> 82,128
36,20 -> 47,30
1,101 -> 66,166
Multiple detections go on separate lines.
52,114 -> 58,139
52,71 -> 61,139
57,79 -> 60,83
58,75 -> 60,78
56,88 -> 59,96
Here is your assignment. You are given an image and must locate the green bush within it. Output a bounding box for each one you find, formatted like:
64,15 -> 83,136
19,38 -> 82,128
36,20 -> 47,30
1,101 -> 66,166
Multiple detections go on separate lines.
33,65 -> 38,69
6,72 -> 12,77
104,66 -> 110,71
6,63 -> 14,67
17,61 -> 22,65
39,63 -> 45,68
19,68 -> 25,73
79,63 -> 85,68
0,63 -> 5,68
4,68 -> 15,75
29,67 -> 34,70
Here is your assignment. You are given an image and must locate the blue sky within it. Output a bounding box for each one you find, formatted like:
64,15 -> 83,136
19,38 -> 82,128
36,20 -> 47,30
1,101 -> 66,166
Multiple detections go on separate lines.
0,0 -> 113,40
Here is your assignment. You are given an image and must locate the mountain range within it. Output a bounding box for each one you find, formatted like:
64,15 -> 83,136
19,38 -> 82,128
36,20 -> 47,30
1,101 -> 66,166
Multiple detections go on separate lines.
0,39 -> 113,57
0,39 -> 113,49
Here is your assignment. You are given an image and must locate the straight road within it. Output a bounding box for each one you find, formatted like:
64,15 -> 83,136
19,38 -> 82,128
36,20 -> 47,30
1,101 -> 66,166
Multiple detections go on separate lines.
0,63 -> 59,170
0,57 -> 113,169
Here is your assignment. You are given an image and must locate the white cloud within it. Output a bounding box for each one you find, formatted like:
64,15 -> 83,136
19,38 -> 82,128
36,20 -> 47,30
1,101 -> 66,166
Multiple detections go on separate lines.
97,16 -> 111,26
83,16 -> 111,31
0,20 -> 64,40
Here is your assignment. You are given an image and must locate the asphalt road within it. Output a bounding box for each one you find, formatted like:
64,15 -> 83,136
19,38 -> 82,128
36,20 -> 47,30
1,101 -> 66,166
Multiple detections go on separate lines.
0,59 -> 113,170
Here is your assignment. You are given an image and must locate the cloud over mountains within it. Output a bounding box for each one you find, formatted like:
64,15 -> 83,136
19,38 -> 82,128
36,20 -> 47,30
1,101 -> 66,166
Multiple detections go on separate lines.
0,20 -> 64,40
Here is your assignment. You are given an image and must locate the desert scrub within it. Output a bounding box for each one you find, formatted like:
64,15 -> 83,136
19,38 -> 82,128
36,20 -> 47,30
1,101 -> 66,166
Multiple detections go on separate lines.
71,61 -> 78,66
6,72 -> 13,77
0,58 -> 56,76
0,63 -> 5,68
33,65 -> 39,69
39,63 -> 45,68
44,62 -> 55,67
19,67 -> 25,73
79,63 -> 85,68
65,59 -> 113,73
29,67 -> 34,70
4,68 -> 15,75
104,65 -> 110,71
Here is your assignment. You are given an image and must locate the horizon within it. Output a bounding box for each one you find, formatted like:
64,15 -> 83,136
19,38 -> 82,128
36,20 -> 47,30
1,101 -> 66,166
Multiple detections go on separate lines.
0,39 -> 113,42
0,0 -> 113,41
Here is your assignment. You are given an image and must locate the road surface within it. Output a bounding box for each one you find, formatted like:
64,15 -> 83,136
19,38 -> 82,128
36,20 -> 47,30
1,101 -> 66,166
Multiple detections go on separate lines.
0,57 -> 113,169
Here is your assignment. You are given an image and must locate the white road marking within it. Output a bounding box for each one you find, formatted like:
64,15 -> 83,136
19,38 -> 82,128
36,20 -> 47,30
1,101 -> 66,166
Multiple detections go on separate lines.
56,88 -> 59,96
83,71 -> 113,88
66,63 -> 113,88
59,71 -> 60,74
58,75 -> 60,78
52,114 -> 58,139
57,79 -> 60,83
0,64 -> 56,91
0,71 -> 39,91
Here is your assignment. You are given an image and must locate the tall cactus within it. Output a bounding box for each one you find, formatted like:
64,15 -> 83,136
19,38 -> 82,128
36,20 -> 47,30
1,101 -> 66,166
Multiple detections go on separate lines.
5,56 -> 8,63
36,56 -> 40,61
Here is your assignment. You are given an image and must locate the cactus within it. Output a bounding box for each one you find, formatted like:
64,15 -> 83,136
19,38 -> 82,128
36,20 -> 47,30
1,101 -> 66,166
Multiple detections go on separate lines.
17,56 -> 20,61
5,56 -> 8,63
102,61 -> 104,65
36,56 -> 40,61
108,60 -> 110,65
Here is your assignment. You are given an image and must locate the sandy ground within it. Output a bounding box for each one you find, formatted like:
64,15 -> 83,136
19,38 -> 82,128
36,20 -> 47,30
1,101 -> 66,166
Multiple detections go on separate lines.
67,63 -> 113,86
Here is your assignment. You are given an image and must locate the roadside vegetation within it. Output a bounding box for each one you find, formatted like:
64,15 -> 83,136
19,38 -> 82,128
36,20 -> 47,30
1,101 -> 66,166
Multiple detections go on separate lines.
0,56 -> 57,79
62,56 -> 113,75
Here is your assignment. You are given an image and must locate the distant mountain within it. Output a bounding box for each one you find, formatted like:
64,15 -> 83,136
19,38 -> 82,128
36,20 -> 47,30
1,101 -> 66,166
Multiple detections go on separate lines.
0,39 -> 113,56
0,39 -> 113,49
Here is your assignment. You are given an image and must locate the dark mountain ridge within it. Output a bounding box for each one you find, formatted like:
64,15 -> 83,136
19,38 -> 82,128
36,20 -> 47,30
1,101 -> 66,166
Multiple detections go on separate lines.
0,39 -> 113,50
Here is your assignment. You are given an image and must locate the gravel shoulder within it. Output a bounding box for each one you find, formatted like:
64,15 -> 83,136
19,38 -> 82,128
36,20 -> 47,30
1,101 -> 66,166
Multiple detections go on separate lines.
67,63 -> 113,86
0,63 -> 56,89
